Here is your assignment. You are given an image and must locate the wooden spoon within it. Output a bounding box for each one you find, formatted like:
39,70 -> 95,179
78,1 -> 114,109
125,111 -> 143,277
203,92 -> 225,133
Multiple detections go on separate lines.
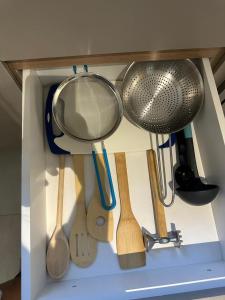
115,152 -> 146,269
46,155 -> 70,279
70,154 -> 97,267
87,153 -> 114,242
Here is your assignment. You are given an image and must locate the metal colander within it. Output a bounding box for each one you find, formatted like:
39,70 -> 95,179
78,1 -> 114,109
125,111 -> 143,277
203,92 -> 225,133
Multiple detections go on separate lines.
122,60 -> 204,134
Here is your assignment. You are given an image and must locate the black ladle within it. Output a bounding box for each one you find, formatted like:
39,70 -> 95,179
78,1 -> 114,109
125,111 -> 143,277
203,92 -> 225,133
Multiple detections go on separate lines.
175,126 -> 219,205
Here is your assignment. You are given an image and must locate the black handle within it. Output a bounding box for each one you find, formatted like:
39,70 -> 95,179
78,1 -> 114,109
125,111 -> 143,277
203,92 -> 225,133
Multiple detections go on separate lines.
45,84 -> 70,155
175,130 -> 188,167
175,129 -> 199,176
175,128 -> 199,188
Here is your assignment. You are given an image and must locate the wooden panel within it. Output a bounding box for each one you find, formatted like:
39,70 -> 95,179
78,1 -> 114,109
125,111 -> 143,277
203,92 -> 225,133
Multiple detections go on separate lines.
2,63 -> 22,91
0,275 -> 20,300
218,79 -> 225,95
6,48 -> 224,71
211,49 -> 225,73
0,63 -> 21,122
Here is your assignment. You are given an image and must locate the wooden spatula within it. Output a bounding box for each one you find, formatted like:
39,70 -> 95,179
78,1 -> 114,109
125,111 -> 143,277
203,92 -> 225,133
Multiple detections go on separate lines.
87,154 -> 114,242
115,152 -> 146,269
146,149 -> 168,241
70,154 -> 97,267
46,155 -> 70,279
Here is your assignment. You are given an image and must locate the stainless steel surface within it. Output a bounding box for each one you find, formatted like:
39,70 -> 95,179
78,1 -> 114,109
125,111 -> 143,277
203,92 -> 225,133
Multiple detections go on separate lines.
156,134 -> 167,200
122,59 -> 204,134
52,73 -> 123,143
156,134 -> 175,207
168,135 -> 175,207
122,59 -> 204,207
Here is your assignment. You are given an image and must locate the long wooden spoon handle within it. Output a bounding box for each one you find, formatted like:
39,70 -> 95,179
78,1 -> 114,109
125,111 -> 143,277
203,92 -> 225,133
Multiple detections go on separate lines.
115,152 -> 133,218
72,154 -> 85,208
146,149 -> 168,238
56,155 -> 65,228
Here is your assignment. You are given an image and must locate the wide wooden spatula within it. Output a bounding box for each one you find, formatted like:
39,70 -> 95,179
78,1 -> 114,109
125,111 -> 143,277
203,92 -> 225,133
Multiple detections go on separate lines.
115,152 -> 146,269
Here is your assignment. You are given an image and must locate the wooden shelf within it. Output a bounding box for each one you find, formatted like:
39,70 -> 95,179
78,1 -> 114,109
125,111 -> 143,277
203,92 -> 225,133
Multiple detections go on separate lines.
4,47 -> 225,90
6,48 -> 225,71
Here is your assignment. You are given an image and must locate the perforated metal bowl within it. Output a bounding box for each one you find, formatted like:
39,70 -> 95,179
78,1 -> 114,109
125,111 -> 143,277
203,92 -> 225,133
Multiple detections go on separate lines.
122,60 -> 204,134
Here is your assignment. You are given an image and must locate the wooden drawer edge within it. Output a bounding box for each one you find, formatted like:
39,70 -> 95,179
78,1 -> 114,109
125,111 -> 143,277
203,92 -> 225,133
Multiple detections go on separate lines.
6,47 -> 225,71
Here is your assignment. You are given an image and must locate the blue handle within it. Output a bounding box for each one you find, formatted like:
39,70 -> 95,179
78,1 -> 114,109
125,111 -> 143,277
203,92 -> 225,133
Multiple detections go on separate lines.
102,148 -> 116,208
159,133 -> 176,149
45,84 -> 70,155
92,149 -> 116,211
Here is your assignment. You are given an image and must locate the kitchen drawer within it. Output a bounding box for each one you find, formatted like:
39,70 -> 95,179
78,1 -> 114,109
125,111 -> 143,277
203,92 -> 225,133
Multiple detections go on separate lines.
22,58 -> 225,300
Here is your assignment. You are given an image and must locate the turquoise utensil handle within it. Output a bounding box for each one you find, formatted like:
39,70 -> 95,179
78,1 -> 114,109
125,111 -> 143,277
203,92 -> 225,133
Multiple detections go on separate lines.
184,124 -> 192,139
92,149 -> 116,211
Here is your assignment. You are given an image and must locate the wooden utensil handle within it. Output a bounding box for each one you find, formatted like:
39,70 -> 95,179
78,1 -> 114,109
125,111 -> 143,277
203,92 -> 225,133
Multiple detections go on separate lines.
72,154 -> 85,208
56,155 -> 65,228
115,152 -> 133,218
146,149 -> 168,238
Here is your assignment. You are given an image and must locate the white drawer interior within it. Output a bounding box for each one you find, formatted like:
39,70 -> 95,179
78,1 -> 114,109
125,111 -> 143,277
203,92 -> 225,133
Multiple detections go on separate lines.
22,58 -> 225,300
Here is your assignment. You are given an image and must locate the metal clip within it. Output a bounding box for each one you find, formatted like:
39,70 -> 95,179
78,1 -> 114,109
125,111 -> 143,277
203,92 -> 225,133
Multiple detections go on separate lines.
142,223 -> 182,252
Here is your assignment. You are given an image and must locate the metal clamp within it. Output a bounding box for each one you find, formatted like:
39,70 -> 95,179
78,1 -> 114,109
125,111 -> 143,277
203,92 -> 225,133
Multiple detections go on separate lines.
142,223 -> 183,251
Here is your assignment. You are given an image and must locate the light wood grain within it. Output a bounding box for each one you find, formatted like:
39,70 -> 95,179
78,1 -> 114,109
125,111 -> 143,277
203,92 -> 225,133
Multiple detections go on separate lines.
115,152 -> 145,269
1,62 -> 22,90
0,274 -> 20,300
46,155 -> 70,279
87,154 -> 113,242
146,150 -> 168,239
218,79 -> 225,95
70,155 -> 97,267
211,48 -> 225,73
6,48 -> 224,71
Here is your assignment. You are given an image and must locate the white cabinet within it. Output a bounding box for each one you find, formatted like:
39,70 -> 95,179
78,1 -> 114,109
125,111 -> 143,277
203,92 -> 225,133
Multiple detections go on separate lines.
1,1 -> 225,61
21,59 -> 225,300
0,63 -> 21,284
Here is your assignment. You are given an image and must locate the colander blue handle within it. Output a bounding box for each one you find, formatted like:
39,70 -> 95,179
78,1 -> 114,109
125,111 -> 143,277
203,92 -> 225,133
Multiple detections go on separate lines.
45,84 -> 70,155
92,149 -> 116,211
158,133 -> 176,149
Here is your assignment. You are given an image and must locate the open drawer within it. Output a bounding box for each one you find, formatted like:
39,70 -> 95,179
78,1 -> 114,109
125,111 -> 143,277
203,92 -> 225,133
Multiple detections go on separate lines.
22,58 -> 225,300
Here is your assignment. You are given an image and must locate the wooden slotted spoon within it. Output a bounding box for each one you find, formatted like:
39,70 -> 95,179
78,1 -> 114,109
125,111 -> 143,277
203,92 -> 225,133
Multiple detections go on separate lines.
46,155 -> 70,279
115,152 -> 146,269
70,154 -> 97,267
87,153 -> 114,242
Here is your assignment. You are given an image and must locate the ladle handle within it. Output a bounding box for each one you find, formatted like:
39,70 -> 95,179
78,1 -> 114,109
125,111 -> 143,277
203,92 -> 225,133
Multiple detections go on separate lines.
183,126 -> 199,176
176,126 -> 199,175
146,149 -> 168,239
176,130 -> 189,167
